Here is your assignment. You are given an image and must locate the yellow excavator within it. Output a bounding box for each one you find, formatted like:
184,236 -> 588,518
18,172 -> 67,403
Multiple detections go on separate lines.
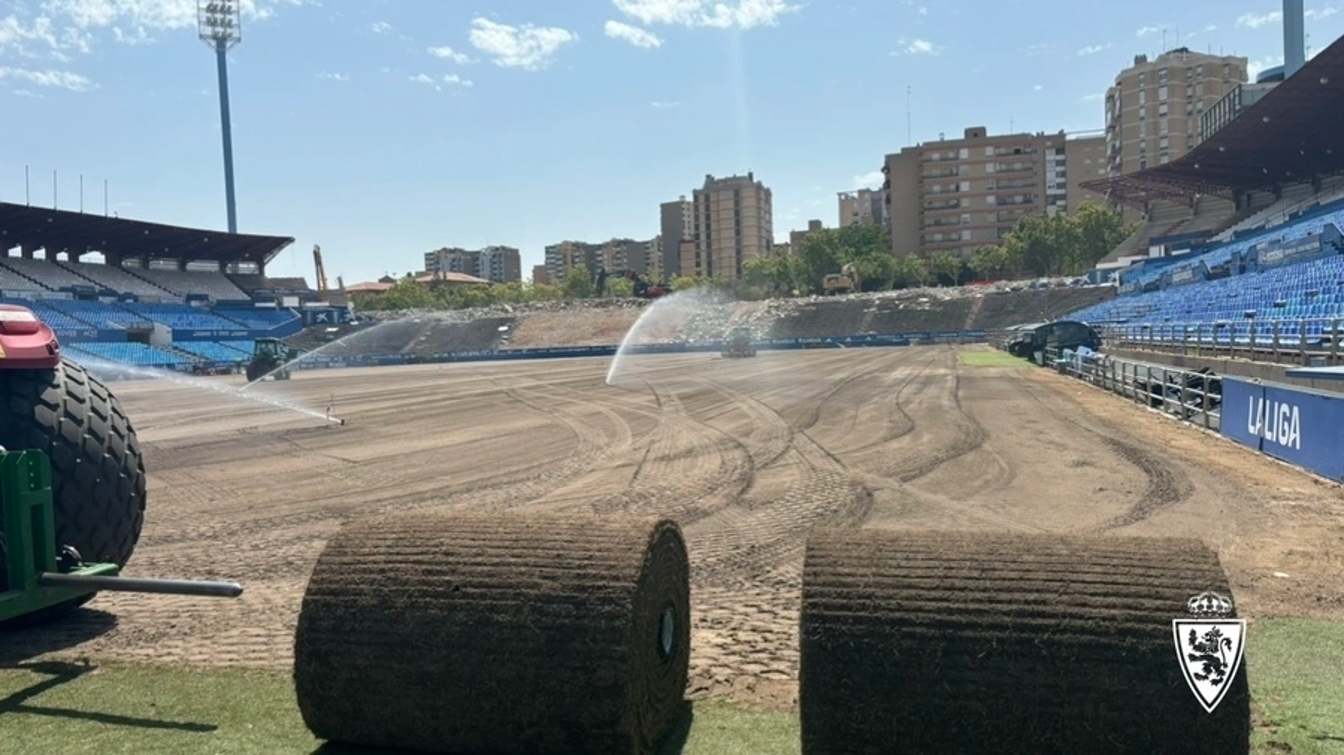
822,263 -> 861,295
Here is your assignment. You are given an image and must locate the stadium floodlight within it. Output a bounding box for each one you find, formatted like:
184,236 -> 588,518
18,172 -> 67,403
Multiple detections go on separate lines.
198,0 -> 241,233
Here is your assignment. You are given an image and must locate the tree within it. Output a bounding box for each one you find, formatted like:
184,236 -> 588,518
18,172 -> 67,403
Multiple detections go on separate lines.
970,245 -> 1012,280
1071,203 -> 1134,271
670,275 -> 702,292
377,279 -> 435,310
891,256 -> 928,289
562,263 -> 593,299
928,252 -> 962,286
741,254 -> 796,299
796,224 -> 895,293
605,276 -> 634,298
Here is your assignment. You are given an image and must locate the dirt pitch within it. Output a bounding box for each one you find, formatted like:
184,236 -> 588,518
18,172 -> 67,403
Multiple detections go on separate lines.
6,345 -> 1343,710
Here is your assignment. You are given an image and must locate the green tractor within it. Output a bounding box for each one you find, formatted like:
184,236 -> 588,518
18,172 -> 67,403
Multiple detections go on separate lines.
246,337 -> 300,382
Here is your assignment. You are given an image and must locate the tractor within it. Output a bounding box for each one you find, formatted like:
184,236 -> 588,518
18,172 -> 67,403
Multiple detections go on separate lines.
246,337 -> 300,382
1,304 -> 239,624
721,326 -> 757,358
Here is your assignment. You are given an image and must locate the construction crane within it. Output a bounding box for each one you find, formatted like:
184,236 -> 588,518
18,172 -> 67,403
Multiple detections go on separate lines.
313,244 -> 329,295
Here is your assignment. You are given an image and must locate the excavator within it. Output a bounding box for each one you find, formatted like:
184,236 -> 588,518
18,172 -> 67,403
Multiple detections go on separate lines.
823,262 -> 861,295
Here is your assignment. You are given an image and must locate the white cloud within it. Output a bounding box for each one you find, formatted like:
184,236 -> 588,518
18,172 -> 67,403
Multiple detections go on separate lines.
1136,25 -> 1162,36
10,88 -> 42,97
370,20 -> 392,34
1205,24 -> 1219,31
1236,10 -> 1281,28
318,71 -> 348,81
892,37 -> 940,55
0,64 -> 93,91
468,17 -> 576,71
853,170 -> 884,190
1033,83 -> 1044,91
604,19 -> 661,48
611,0 -> 799,30
650,100 -> 679,108
427,45 -> 472,63
409,71 -> 473,91
917,5 -> 928,15
1022,42 -> 1050,56
1077,42 -> 1111,56
1306,6 -> 1339,18
1081,92 -> 1105,102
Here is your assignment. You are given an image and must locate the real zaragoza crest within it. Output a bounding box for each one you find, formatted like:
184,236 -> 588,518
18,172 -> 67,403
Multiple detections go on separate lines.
1172,591 -> 1246,713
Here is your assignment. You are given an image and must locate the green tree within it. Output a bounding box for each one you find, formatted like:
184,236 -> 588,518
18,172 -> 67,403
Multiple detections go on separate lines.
891,256 -> 928,289
670,275 -> 702,292
928,252 -> 962,286
378,279 -> 435,309
1071,203 -> 1134,271
796,224 -> 894,293
562,264 -> 593,299
970,245 -> 1013,280
606,276 -> 634,298
741,254 -> 796,299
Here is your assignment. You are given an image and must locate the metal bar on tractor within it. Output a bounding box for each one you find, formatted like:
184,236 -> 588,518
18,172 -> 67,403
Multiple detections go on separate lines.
38,572 -> 243,598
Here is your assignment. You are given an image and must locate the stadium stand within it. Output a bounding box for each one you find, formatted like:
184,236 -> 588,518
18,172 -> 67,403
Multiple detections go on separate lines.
59,261 -> 176,300
46,299 -> 153,330
215,340 -> 257,355
174,341 -> 251,363
65,342 -> 193,368
0,257 -> 95,291
122,302 -> 247,331
0,298 -> 91,332
228,274 -> 316,297
135,267 -> 250,301
0,265 -> 43,295
219,307 -> 299,330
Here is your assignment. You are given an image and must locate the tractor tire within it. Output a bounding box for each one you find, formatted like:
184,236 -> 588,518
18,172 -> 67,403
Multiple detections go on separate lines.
0,358 -> 147,604
244,362 -> 261,382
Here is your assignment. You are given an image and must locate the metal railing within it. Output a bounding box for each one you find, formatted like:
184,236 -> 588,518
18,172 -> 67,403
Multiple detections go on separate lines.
1044,346 -> 1222,431
1098,318 -> 1344,366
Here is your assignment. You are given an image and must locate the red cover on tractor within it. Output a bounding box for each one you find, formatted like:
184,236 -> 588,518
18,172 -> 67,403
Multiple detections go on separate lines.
0,304 -> 62,370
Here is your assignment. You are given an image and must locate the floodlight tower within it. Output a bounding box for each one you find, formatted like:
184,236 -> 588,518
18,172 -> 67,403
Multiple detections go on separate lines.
198,0 -> 241,233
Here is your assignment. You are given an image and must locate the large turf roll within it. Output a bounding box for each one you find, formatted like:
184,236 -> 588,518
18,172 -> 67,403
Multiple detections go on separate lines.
800,530 -> 1249,755
294,512 -> 690,754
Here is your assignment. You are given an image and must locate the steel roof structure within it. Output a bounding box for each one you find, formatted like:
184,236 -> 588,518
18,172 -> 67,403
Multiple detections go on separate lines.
1082,34 -> 1344,206
0,202 -> 293,267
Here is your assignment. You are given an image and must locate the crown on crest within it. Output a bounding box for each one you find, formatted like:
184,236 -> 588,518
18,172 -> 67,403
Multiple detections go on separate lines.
1186,591 -> 1234,618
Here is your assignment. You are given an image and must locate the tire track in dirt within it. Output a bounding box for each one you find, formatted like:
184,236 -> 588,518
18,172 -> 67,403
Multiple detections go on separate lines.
1017,372 -> 1193,530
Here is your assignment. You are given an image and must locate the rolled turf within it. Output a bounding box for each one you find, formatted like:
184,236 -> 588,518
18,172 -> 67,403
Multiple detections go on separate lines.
293,512 -> 690,753
800,530 -> 1249,754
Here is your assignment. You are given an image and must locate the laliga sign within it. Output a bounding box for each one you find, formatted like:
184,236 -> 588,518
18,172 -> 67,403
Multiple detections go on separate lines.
1246,396 -> 1301,450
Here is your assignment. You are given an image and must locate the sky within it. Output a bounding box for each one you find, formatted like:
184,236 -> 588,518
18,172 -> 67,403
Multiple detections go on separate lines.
2,0 -> 1342,285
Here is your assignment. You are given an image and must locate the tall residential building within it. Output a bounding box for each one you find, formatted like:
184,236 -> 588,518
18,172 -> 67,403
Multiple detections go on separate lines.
543,238 -> 658,281
838,188 -> 886,228
532,264 -> 550,285
1105,48 -> 1247,176
885,126 -> 1069,259
1064,136 -> 1108,212
424,245 -> 521,282
481,246 -> 521,283
689,173 -> 773,281
659,197 -> 694,278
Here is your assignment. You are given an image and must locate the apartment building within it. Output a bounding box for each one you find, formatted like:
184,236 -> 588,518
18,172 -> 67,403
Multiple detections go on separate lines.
532,264 -> 550,285
838,188 -> 886,228
1105,48 -> 1247,176
659,197 -> 694,278
886,127 -> 1055,259
1064,136 -> 1108,212
689,173 -> 773,281
543,237 -> 656,281
424,245 -> 521,283
790,219 -> 825,251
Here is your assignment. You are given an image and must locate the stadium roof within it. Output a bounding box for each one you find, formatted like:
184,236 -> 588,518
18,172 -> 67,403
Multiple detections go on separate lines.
1083,34 -> 1344,205
0,202 -> 294,266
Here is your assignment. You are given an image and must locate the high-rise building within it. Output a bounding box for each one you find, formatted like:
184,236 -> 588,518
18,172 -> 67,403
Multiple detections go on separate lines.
532,264 -> 550,285
424,247 -> 481,278
689,173 -> 773,281
424,245 -> 521,283
480,246 -> 521,283
1064,136 -> 1108,213
885,126 -> 1076,259
544,238 -> 657,281
838,189 -> 886,228
1105,48 -> 1247,176
659,197 -> 693,278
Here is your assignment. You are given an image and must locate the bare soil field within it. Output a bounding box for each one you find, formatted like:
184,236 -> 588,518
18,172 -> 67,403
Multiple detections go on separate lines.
7,345 -> 1343,710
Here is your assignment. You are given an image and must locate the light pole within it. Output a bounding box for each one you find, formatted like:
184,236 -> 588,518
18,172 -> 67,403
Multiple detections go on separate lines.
198,0 -> 241,233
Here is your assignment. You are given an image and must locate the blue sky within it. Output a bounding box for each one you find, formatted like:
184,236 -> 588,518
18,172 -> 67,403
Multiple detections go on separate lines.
2,0 -> 1341,285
